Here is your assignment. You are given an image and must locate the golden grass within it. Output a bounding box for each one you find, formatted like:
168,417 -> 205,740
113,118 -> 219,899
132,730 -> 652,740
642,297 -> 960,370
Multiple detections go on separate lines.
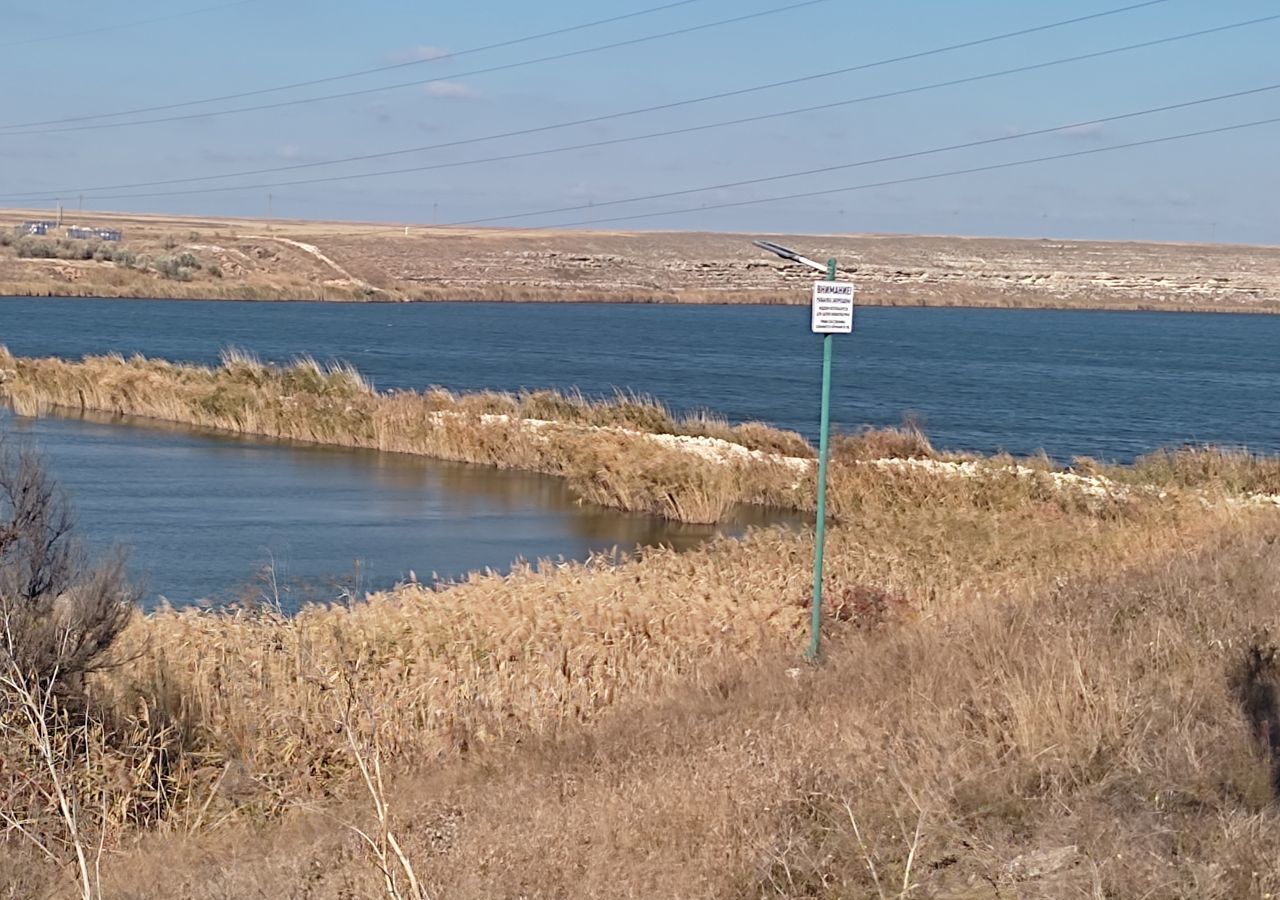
7,346 -> 1280,895
3,478 -> 1267,898
0,345 -> 821,523
88,471 -> 1212,821
1,385 -> 1277,895
16,345 -> 1262,533
1099,445 -> 1280,496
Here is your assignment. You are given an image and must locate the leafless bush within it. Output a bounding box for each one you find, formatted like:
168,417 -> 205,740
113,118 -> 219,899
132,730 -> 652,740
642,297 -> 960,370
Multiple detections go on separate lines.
0,442 -> 136,705
0,443 -> 140,898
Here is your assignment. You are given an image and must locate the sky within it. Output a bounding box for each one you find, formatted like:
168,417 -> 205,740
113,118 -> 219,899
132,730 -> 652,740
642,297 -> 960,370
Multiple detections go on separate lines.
1,0 -> 1277,243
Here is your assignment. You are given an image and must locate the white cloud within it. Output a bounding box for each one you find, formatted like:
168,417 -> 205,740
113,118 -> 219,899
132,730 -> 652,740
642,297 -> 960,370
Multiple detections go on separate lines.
389,45 -> 452,63
423,81 -> 481,99
1056,123 -> 1106,141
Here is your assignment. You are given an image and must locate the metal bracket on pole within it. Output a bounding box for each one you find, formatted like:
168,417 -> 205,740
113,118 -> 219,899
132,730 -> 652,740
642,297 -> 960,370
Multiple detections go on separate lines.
753,239 -> 830,274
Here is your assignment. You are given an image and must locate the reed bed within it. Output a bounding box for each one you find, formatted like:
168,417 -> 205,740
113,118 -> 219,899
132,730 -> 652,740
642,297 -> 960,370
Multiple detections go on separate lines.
13,344 -> 1247,529
0,346 -> 821,523
6,345 -> 1280,897
21,473 -> 1269,899
79,471 -> 1199,826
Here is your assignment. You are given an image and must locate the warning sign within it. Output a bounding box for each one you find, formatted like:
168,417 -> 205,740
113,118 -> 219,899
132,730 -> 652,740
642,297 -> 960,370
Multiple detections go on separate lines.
811,281 -> 855,334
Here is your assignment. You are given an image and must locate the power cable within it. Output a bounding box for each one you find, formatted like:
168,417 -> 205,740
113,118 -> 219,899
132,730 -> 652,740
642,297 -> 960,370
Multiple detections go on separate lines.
0,0 -> 263,50
0,0 -> 710,125
9,13 -> 1275,204
442,83 -> 1280,226
0,0 -> 827,136
0,0 -> 1179,196
528,117 -> 1280,230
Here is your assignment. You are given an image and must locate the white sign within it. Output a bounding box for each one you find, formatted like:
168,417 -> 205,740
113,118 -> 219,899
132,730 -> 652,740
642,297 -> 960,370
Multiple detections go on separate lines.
811,281 -> 855,334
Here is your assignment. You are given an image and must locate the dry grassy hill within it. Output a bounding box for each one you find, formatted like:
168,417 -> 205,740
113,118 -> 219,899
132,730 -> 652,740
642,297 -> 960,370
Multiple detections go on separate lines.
3,208 -> 1279,311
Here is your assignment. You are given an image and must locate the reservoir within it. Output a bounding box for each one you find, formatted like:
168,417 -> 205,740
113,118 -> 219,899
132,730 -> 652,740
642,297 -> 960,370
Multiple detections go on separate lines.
2,297 -> 1277,460
2,297 -> 1278,604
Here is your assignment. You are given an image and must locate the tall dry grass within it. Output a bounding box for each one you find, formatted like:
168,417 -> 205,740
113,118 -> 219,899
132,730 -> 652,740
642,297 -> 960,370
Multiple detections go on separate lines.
54,468 -> 1207,831
0,416 -> 1275,895
0,346 -> 818,523
13,345 -> 1249,530
28,490 -> 1275,898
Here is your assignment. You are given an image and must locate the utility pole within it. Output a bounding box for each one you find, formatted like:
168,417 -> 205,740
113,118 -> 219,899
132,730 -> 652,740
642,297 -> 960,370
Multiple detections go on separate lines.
753,240 -> 855,662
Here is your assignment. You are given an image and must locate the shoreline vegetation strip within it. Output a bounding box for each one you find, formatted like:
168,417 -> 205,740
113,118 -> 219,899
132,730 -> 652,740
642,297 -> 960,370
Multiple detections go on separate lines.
2,346 -> 1280,525
4,282 -> 1280,313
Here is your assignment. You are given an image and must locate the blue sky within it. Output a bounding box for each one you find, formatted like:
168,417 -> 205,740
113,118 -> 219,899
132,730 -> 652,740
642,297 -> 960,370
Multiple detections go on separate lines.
2,0 -> 1277,243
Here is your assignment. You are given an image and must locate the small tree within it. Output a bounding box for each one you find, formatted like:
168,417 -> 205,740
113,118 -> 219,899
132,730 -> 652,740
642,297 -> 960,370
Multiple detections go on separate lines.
0,443 -> 136,703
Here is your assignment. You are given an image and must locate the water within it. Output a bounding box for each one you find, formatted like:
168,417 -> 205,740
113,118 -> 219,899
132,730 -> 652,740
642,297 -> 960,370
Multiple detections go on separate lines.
0,409 -> 781,608
2,297 -> 1278,605
2,297 -> 1278,460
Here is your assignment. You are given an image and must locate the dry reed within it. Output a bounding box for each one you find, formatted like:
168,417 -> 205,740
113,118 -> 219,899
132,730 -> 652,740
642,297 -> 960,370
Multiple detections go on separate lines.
0,346 -> 817,523
5,346 -> 1280,897
48,491 -> 1279,898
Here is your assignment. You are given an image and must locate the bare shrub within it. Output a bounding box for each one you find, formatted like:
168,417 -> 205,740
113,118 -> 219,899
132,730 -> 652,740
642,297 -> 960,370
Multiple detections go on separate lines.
0,444 -> 142,898
155,255 -> 197,281
0,443 -> 136,703
15,236 -> 56,259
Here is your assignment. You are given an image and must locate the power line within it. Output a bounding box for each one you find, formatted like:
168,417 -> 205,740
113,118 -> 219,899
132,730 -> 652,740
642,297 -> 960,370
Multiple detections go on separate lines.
11,12 -> 1275,205
0,0 -> 263,50
0,0 -> 1181,198
527,117 -> 1280,231
444,84 -> 1280,226
0,0 -> 710,126
0,0 -> 828,137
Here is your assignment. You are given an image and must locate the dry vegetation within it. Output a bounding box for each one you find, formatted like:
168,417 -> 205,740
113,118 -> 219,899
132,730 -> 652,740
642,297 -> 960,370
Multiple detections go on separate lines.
0,345 -> 825,523
1,425 -> 1278,896
3,208 -> 1279,311
5,347 -> 1280,896
5,345 -> 1279,528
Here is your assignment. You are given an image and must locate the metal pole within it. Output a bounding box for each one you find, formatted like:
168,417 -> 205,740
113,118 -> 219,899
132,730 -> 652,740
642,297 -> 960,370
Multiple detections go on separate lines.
807,257 -> 837,661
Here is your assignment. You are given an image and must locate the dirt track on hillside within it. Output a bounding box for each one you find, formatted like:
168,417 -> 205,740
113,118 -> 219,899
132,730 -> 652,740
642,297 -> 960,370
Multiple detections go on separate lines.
3,208 -> 1277,311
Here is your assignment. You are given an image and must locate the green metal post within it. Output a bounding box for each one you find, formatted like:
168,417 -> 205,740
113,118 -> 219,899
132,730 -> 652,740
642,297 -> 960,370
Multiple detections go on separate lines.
807,257 -> 838,661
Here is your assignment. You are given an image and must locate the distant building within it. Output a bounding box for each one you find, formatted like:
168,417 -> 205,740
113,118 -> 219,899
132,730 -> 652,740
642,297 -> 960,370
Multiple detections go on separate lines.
20,221 -> 53,236
66,226 -> 123,242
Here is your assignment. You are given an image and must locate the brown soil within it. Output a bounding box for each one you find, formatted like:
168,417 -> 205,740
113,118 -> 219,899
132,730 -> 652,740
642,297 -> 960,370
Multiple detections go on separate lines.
3,207 -> 1278,312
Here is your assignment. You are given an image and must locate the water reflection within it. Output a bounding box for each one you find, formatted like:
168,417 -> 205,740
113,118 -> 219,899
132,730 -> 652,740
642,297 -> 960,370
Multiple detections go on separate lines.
1,408 -> 800,611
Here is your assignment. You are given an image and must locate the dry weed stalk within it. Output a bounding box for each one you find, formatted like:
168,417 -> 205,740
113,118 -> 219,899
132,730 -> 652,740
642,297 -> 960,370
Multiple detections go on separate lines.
339,679 -> 428,900
0,623 -> 100,900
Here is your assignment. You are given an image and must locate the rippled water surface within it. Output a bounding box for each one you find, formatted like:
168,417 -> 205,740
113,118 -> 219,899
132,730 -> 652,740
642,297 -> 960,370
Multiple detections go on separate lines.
3,297 -> 1277,459
2,297 -> 1277,605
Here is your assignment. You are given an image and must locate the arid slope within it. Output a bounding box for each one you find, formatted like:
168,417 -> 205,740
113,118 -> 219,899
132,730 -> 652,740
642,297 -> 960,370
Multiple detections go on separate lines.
2,208 -> 1278,310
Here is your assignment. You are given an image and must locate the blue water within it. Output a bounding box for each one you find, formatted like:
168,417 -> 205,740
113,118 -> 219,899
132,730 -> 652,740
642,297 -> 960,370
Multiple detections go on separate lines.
0,409 -> 773,608
2,296 -> 1278,460
1,297 -> 1277,604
